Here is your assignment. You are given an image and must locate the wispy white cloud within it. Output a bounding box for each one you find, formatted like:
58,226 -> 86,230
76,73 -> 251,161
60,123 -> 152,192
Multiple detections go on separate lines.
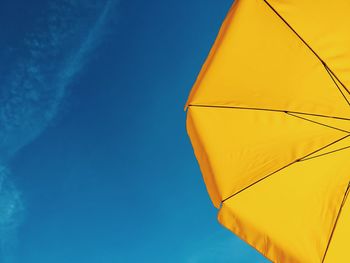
0,0 -> 116,159
0,0 -> 116,261
0,168 -> 23,263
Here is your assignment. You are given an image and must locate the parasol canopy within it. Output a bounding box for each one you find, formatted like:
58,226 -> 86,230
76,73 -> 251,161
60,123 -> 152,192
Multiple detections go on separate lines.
186,0 -> 350,262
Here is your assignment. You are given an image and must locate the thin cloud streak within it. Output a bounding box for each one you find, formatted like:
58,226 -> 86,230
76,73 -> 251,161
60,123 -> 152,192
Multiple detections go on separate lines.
0,0 -> 116,261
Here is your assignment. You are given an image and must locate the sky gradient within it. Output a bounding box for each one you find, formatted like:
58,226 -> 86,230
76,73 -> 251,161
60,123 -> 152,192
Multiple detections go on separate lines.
0,0 -> 269,262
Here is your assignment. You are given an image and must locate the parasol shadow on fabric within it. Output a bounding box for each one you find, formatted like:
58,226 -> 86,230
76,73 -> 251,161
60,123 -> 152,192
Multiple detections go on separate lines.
0,0 -> 116,261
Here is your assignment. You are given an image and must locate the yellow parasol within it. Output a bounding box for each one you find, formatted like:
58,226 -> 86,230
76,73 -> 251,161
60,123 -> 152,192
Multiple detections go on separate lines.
186,0 -> 350,262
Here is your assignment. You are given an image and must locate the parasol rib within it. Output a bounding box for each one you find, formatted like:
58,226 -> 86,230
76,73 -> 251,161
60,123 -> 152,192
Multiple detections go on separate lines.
323,64 -> 350,107
300,145 -> 350,162
285,112 -> 350,133
221,134 -> 350,203
188,104 -> 350,121
263,0 -> 350,98
321,182 -> 350,262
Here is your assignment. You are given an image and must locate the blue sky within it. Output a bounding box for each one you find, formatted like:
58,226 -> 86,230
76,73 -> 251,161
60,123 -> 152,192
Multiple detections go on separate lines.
0,0 -> 269,262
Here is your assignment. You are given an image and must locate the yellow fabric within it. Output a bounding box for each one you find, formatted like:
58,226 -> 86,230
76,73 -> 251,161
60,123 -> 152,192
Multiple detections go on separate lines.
186,0 -> 350,262
266,0 -> 350,94
187,106 -> 348,207
218,150 -> 350,263
324,186 -> 350,263
185,0 -> 350,118
302,136 -> 350,161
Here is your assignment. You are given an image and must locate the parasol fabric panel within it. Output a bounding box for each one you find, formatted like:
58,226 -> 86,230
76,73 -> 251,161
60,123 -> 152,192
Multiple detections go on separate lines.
186,0 -> 350,262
